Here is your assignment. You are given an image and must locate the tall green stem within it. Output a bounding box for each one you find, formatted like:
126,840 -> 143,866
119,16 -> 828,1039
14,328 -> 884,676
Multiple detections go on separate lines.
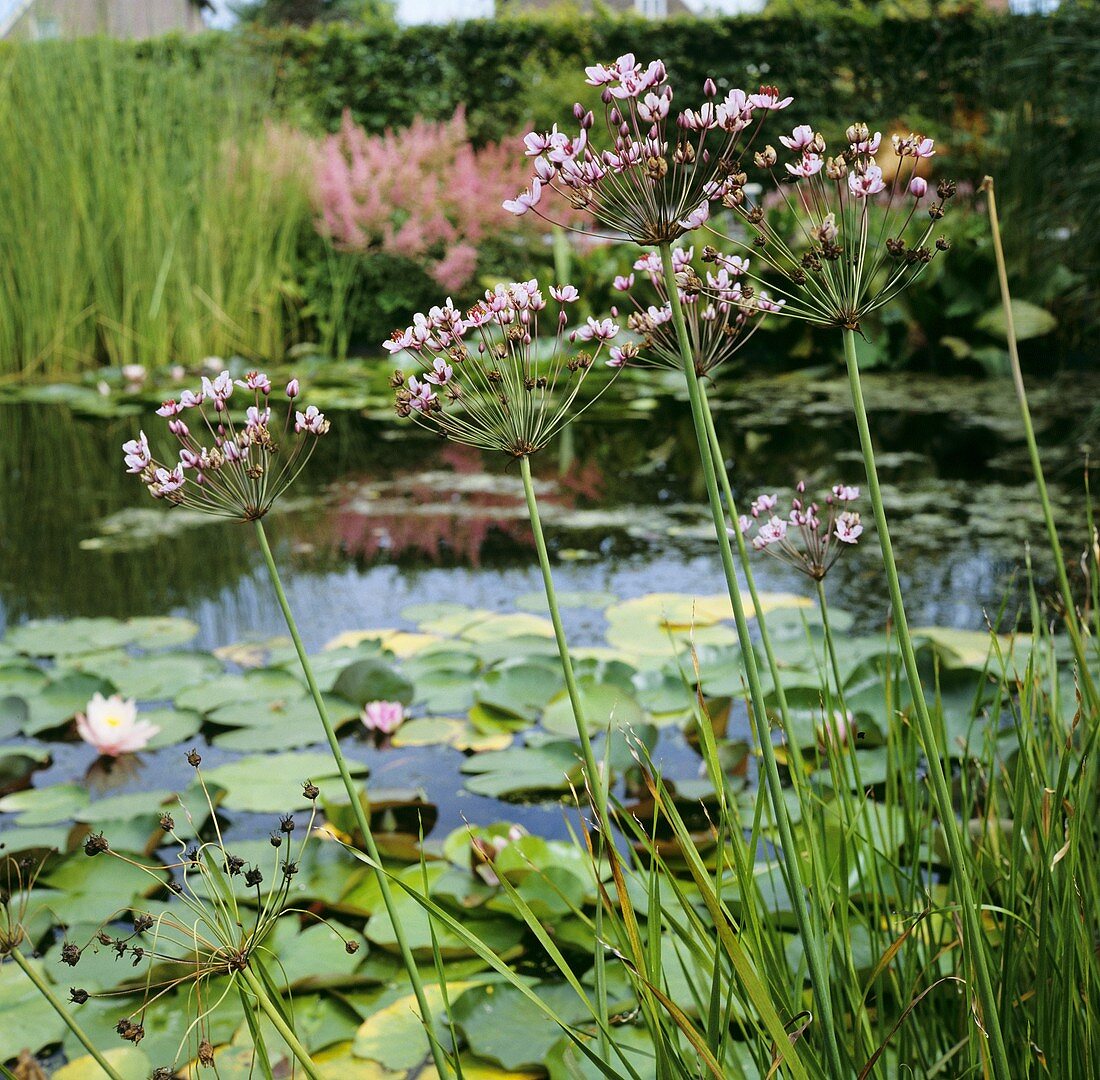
698,381 -> 799,751
254,521 -> 451,1079
9,950 -> 125,1080
240,966 -> 323,1080
661,242 -> 845,1077
842,328 -> 1011,1080
981,175 -> 1098,713
519,455 -> 609,827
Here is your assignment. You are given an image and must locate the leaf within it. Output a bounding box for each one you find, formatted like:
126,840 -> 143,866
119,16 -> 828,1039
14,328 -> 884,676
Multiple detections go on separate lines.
24,672 -> 115,735
540,680 -> 647,738
53,1048 -> 151,1080
460,742 -> 583,799
332,658 -> 414,708
976,299 -> 1057,342
204,753 -> 368,813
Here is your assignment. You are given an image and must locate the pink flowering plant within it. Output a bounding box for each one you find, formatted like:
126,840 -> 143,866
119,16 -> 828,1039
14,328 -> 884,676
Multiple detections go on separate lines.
361,700 -> 405,736
610,244 -> 781,376
708,122 -> 956,328
315,109 -> 543,293
505,53 -> 792,245
123,371 -> 329,522
742,481 -> 863,580
387,280 -> 623,457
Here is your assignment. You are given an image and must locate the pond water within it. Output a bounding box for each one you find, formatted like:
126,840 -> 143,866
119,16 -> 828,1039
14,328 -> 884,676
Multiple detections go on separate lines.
0,366 -> 1094,842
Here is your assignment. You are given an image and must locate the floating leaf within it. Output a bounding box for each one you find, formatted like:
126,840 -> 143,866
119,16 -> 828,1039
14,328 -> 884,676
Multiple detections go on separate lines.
204,753 -> 368,813
976,299 -> 1057,342
332,658 -> 414,708
460,742 -> 583,799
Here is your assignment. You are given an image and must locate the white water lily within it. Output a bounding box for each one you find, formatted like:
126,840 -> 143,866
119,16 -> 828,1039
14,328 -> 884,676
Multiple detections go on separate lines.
75,693 -> 159,757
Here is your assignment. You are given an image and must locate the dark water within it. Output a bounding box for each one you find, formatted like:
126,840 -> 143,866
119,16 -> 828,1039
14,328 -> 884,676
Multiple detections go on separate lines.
0,369 -> 1094,841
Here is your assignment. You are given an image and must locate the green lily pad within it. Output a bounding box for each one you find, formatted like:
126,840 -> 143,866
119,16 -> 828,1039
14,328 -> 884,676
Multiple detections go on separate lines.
86,651 -> 221,701
25,672 -> 116,735
540,680 -> 647,738
175,666 -> 305,712
976,299 -> 1057,342
332,658 -> 414,708
461,742 -> 583,799
204,753 -> 368,813
476,663 -> 564,723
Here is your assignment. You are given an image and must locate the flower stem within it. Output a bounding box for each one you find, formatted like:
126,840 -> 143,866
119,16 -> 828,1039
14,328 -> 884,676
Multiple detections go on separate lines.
519,455 -> 609,828
698,380 -> 800,753
980,175 -> 1098,712
842,328 -> 1011,1080
9,949 -> 125,1080
239,965 -> 323,1080
253,521 -> 452,1079
661,242 -> 845,1078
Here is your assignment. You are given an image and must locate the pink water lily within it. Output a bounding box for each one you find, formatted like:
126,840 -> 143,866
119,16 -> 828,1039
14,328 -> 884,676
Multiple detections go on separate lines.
76,693 -> 159,757
362,700 -> 405,735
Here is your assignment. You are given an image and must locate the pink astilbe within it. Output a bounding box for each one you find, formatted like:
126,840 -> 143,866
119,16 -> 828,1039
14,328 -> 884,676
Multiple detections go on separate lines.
313,109 -> 542,292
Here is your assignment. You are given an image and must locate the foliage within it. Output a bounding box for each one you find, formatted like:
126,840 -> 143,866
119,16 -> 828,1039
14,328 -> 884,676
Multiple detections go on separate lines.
233,0 -> 395,27
0,39 -> 313,376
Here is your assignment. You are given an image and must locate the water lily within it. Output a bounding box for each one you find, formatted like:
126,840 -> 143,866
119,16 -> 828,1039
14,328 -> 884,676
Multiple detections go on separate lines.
76,693 -> 159,757
362,700 -> 405,736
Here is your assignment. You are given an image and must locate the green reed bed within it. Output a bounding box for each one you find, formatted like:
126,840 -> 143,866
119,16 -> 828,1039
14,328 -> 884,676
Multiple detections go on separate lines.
0,40 -> 311,377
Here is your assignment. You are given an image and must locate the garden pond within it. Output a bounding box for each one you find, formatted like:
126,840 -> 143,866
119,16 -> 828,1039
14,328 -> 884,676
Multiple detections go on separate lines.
0,361 -> 1092,1072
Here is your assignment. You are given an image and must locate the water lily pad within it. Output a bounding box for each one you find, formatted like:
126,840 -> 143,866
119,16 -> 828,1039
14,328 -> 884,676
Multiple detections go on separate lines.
88,651 -> 221,701
24,672 -> 116,735
210,693 -> 355,732
0,664 -> 48,697
175,666 -> 305,713
53,1048 -> 152,1079
0,782 -> 90,825
976,299 -> 1057,342
461,742 -> 583,799
391,717 -> 466,747
6,617 -> 135,658
514,590 -> 616,612
139,706 -> 204,749
0,956 -> 68,1059
332,658 -> 414,708
476,662 -> 564,723
540,680 -> 647,738
204,753 -> 368,813
352,983 -> 464,1070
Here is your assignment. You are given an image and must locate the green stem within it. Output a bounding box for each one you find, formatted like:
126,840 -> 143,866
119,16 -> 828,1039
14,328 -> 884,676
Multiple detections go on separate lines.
698,381 -> 800,752
240,966 -> 322,1080
519,455 -> 609,830
661,242 -> 845,1078
9,950 -> 125,1080
519,453 -> 613,1047
815,580 -> 847,712
981,176 -> 1098,713
254,521 -> 452,1079
842,328 -> 1011,1080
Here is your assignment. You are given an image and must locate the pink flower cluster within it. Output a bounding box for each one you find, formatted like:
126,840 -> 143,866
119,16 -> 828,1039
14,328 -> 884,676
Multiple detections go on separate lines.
386,280 -> 622,457
124,371 -> 329,521
709,118 -> 954,328
506,54 -> 791,244
740,482 -> 863,580
314,109 -> 543,293
609,244 -> 783,376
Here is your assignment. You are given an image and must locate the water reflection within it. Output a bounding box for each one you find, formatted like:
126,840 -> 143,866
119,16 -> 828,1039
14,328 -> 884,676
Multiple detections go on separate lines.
0,372 -> 1091,647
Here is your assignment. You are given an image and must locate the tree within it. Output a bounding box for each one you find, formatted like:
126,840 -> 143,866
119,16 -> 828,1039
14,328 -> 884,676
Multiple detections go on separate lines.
232,0 -> 394,26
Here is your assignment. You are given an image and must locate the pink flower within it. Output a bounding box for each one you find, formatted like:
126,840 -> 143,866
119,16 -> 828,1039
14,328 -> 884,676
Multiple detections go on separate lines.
286,378 -> 300,398
550,285 -> 579,303
76,693 -> 159,757
779,124 -> 815,151
151,465 -> 186,497
613,274 -> 635,291
748,85 -> 793,110
406,377 -> 437,412
909,176 -> 928,199
424,358 -> 453,386
848,165 -> 886,198
785,153 -> 823,178
913,137 -> 935,158
237,371 -> 272,393
295,405 -> 330,435
751,492 -> 778,515
677,201 -> 710,231
832,484 -> 860,502
752,515 -> 788,550
834,511 -> 863,544
571,317 -> 619,343
156,399 -> 182,418
362,700 -> 405,735
201,371 -> 234,402
122,431 -> 151,474
503,178 -> 543,217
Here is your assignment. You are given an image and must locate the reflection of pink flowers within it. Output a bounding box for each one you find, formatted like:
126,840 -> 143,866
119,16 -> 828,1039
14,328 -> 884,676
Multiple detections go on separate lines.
76,693 -> 159,757
362,701 -> 405,735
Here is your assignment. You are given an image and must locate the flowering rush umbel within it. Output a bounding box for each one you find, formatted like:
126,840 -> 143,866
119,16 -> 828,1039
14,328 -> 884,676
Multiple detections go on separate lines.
741,482 -> 863,580
711,122 -> 955,328
611,244 -> 783,376
386,280 -> 622,457
504,53 -> 792,244
123,372 -> 329,521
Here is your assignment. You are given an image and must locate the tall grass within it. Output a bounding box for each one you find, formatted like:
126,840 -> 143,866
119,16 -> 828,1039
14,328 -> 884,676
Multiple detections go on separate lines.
0,40 -> 312,377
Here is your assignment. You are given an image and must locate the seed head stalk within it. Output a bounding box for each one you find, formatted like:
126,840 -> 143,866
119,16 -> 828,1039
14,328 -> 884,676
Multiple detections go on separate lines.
9,949 -> 126,1080
842,327 -> 1011,1080
661,241 -> 846,1077
253,520 -> 452,1079
981,175 -> 1098,714
239,965 -> 323,1080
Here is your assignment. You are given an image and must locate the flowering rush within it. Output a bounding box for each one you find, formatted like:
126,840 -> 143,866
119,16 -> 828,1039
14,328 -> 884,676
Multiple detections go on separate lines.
505,53 -> 791,244
610,244 -> 783,376
710,122 -> 955,328
123,371 -> 330,521
76,693 -> 159,757
741,482 -> 863,580
386,281 -> 623,457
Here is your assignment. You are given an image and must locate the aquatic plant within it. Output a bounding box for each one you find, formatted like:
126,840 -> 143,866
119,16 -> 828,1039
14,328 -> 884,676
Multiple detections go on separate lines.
75,692 -> 159,758
123,374 -> 452,1075
714,119 -> 1014,1078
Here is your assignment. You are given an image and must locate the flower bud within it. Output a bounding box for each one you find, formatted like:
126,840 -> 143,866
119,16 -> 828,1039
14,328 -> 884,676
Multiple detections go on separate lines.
703,77 -> 717,98
909,176 -> 928,199
754,145 -> 777,168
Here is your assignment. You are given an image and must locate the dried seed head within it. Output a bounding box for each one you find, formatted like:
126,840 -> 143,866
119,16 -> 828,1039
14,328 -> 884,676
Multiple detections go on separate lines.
83,833 -> 109,858
186,748 -> 202,768
69,987 -> 89,1005
302,780 -> 320,801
